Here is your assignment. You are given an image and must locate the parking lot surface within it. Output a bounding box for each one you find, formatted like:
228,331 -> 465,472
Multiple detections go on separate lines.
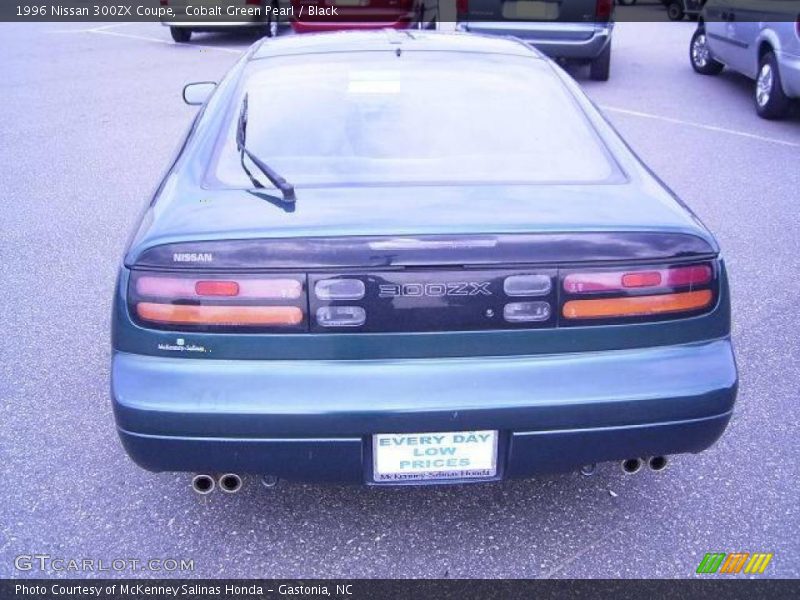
1,19 -> 799,578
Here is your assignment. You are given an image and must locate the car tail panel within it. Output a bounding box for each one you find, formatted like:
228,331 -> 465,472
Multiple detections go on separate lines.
124,232 -> 722,341
308,269 -> 558,333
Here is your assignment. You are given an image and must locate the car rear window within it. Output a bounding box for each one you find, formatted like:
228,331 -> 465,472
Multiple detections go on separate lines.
208,52 -> 616,188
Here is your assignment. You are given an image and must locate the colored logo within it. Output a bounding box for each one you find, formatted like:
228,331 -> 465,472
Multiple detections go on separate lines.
696,552 -> 773,574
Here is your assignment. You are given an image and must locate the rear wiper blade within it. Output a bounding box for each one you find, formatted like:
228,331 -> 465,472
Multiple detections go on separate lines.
236,94 -> 295,203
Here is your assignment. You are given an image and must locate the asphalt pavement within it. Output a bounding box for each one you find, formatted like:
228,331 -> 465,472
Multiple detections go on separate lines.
1,19 -> 799,579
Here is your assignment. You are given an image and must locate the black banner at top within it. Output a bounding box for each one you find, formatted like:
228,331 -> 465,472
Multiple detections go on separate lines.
3,0 -> 800,23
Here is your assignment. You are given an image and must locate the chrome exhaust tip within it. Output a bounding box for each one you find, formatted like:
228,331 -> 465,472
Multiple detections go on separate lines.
621,458 -> 643,475
648,456 -> 669,472
191,474 -> 215,495
580,463 -> 597,476
218,473 -> 243,494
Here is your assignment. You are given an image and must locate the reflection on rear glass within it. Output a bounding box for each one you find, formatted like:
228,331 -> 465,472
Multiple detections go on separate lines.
211,52 -> 615,188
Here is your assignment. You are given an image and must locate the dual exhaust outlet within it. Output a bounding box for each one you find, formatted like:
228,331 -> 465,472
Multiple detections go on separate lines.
191,473 -> 242,495
621,456 -> 668,475
579,456 -> 668,477
194,461 -> 667,489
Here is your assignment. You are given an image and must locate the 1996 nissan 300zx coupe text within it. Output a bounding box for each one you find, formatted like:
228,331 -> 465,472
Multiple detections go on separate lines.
112,32 -> 737,489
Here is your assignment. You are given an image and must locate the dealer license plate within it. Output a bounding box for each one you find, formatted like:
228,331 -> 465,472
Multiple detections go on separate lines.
372,430 -> 498,483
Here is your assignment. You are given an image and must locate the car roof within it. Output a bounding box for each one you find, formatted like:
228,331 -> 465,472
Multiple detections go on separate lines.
251,30 -> 543,61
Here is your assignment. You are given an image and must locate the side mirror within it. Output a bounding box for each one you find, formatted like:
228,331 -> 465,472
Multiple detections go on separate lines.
182,82 -> 217,106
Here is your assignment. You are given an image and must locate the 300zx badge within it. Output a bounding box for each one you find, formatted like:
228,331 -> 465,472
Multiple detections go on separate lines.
378,282 -> 492,298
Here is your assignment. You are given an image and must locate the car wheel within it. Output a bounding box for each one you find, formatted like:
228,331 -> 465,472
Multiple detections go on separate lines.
170,27 -> 191,43
590,43 -> 611,81
667,1 -> 684,21
690,29 -> 723,75
755,51 -> 792,120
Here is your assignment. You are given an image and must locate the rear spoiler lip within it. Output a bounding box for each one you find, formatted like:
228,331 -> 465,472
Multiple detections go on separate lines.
127,231 -> 718,272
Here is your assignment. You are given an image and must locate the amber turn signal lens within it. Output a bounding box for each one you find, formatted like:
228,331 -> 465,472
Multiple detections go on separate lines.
562,290 -> 713,320
137,303 -> 303,326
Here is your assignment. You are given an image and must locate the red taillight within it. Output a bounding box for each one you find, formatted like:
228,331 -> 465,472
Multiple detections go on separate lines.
595,0 -> 613,21
561,262 -> 716,322
563,265 -> 712,293
456,0 -> 469,15
665,264 -> 712,287
246,0 -> 261,5
131,272 -> 306,331
195,280 -> 240,297
621,271 -> 661,288
136,276 -> 301,299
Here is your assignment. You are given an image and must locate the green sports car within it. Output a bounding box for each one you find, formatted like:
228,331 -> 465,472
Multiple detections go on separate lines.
112,31 -> 737,493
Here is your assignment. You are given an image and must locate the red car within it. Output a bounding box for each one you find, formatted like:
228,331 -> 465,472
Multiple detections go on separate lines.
290,0 -> 437,32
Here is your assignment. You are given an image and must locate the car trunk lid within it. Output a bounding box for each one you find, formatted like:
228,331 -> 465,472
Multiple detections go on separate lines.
126,181 -> 716,263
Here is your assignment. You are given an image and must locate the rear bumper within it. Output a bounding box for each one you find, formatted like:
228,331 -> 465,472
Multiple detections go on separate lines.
459,22 -> 613,60
112,339 -> 737,483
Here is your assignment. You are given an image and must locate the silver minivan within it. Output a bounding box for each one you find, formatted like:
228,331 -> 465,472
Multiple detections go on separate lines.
690,0 -> 800,119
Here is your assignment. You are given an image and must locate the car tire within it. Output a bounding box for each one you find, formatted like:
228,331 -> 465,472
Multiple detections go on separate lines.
667,1 -> 684,21
590,43 -> 611,82
690,29 -> 723,75
170,27 -> 191,43
755,51 -> 792,120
